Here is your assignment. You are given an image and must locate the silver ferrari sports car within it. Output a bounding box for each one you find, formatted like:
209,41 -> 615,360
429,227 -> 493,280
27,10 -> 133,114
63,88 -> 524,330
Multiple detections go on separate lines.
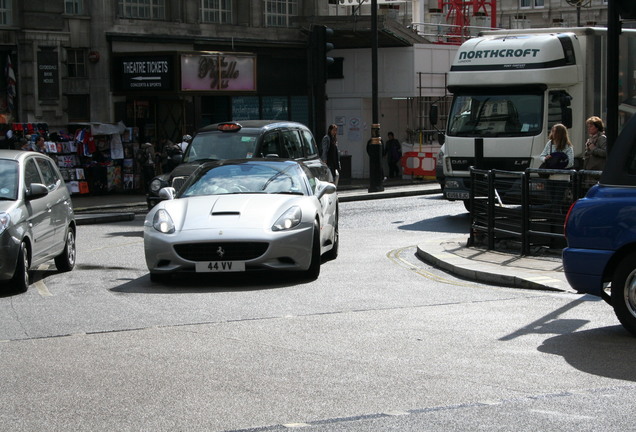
143,159 -> 338,282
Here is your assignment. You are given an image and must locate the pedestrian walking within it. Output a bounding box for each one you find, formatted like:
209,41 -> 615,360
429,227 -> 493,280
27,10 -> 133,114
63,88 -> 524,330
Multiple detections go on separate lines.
321,124 -> 341,186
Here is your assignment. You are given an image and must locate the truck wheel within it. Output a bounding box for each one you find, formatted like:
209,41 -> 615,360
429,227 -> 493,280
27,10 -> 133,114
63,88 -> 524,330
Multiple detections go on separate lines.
611,252 -> 636,336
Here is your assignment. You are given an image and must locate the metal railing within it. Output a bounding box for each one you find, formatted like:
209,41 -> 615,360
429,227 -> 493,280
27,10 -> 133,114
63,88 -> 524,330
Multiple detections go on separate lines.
468,167 -> 602,255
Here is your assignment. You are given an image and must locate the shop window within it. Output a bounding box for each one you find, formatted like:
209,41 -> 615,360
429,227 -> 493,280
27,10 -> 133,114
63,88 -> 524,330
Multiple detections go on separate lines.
262,96 -> 288,120
0,0 -> 12,25
290,96 -> 308,125
67,94 -> 90,122
201,96 -> 230,126
118,0 -> 165,20
65,0 -> 84,14
66,49 -> 86,78
265,0 -> 297,27
201,0 -> 232,24
232,96 -> 259,120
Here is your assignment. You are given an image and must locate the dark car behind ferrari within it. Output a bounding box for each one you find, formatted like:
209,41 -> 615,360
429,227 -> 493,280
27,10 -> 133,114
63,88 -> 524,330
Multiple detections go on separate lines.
147,120 -> 331,208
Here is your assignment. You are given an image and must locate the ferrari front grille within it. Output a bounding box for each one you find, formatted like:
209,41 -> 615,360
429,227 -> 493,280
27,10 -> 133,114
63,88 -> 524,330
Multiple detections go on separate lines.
174,242 -> 268,261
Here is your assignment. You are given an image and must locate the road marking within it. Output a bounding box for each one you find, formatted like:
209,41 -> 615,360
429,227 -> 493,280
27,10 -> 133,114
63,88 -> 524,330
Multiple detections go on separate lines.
32,264 -> 53,297
387,246 -> 477,287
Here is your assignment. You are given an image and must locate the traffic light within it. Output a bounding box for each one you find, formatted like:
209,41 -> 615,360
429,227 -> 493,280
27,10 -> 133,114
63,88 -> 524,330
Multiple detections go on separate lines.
311,25 -> 335,84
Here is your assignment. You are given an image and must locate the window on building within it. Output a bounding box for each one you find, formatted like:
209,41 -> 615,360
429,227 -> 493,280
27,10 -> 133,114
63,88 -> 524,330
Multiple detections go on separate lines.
118,0 -> 165,20
519,0 -> 531,8
0,0 -> 12,25
67,95 -> 90,122
201,0 -> 232,23
262,96 -> 288,119
65,0 -> 84,14
265,0 -> 297,27
66,49 -> 87,78
534,0 -> 544,7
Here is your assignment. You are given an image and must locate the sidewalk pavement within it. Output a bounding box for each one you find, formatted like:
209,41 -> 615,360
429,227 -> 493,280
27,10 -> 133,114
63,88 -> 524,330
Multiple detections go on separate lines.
71,178 -> 573,294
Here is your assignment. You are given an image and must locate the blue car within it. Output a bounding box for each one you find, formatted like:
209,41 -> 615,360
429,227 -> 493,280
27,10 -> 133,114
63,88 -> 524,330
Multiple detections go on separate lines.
563,114 -> 636,335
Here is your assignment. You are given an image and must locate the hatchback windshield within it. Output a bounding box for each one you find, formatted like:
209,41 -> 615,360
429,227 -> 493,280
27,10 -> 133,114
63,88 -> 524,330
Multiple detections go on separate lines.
447,93 -> 543,137
0,159 -> 18,200
183,132 -> 259,163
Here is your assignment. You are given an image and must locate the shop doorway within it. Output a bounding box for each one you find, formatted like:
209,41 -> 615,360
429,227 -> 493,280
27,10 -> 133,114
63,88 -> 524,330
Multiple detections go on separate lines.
156,100 -> 185,143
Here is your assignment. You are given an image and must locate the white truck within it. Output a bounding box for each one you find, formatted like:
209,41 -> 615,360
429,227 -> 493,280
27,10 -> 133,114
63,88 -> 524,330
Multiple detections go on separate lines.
439,27 -> 636,206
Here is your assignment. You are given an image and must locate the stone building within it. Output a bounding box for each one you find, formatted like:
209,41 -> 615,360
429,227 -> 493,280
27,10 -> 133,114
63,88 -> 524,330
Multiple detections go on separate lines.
0,1 -> 624,178
0,0 -> 427,146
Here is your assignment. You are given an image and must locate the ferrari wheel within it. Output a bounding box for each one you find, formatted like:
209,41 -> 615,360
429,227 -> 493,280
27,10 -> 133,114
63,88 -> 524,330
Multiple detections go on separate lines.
304,221 -> 321,281
323,209 -> 339,261
611,252 -> 636,336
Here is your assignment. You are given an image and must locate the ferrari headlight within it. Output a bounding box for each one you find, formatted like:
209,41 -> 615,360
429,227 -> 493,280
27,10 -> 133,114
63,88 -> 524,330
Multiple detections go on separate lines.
152,209 -> 175,234
149,178 -> 164,194
0,212 -> 10,236
272,206 -> 302,231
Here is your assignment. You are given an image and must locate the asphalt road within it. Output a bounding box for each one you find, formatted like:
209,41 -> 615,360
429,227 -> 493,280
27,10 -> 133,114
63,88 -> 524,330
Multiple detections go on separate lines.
0,195 -> 634,431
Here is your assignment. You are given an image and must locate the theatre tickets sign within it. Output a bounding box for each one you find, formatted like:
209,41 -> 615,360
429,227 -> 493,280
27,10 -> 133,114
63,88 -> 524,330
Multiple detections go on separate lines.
180,52 -> 256,92
114,55 -> 175,91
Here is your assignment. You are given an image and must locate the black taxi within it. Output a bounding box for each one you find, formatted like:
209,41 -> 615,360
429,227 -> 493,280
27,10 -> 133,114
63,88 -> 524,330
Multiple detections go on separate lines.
147,120 -> 332,208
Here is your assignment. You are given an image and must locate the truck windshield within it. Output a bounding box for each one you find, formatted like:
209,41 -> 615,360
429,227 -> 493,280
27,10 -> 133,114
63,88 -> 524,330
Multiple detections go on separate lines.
447,93 -> 543,137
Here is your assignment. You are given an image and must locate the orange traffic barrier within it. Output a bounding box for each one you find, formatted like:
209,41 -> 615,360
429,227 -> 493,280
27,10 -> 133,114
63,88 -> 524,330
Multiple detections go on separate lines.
401,151 -> 436,178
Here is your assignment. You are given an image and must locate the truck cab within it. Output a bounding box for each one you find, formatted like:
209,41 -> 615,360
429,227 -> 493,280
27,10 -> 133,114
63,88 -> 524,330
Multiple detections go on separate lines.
441,29 -> 600,206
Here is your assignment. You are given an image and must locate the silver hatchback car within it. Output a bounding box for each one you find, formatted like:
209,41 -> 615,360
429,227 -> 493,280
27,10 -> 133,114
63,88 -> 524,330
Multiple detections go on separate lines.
0,150 -> 76,292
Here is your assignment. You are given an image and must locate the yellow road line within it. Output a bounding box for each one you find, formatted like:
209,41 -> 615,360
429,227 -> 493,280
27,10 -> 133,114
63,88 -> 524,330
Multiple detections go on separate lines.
387,246 -> 477,287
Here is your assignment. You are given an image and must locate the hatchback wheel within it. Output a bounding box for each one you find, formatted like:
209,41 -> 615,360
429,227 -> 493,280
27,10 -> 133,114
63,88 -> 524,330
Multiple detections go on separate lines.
54,228 -> 76,272
9,242 -> 29,293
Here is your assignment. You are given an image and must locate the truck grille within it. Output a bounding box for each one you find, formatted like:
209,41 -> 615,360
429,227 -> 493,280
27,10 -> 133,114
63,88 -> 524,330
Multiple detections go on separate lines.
174,242 -> 268,261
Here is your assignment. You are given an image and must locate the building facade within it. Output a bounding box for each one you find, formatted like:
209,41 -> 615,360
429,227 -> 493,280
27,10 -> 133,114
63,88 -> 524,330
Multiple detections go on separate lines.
0,0 -> 624,179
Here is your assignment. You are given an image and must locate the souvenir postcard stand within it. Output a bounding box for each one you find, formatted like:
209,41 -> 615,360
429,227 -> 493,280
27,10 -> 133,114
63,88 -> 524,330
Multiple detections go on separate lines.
64,122 -> 138,195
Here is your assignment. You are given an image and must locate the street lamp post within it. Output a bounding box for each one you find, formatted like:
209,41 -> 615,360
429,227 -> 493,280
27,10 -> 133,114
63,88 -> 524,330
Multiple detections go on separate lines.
368,0 -> 384,193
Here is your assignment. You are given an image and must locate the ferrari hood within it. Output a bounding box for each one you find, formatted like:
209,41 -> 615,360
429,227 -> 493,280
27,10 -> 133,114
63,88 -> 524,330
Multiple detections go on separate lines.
165,194 -> 303,231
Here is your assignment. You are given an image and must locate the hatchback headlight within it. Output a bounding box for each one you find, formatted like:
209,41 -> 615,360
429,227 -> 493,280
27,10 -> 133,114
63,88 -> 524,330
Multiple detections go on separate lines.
152,209 -> 175,234
272,206 -> 302,231
0,212 -> 10,236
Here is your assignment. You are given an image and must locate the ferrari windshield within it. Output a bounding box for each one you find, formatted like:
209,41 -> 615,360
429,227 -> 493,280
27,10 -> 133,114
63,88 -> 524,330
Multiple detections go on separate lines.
180,161 -> 306,197
183,132 -> 259,162
0,159 -> 18,200
447,93 -> 543,137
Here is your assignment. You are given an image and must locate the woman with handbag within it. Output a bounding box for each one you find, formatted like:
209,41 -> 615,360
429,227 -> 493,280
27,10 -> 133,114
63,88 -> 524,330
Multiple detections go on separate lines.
539,123 -> 574,170
538,123 -> 574,211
